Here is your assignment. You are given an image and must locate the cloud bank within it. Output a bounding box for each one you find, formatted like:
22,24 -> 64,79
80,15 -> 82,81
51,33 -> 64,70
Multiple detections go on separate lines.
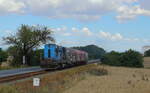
51,26 -> 150,46
0,0 -> 150,22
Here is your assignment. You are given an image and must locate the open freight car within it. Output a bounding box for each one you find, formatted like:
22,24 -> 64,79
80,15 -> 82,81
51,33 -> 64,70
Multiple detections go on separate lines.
40,44 -> 88,69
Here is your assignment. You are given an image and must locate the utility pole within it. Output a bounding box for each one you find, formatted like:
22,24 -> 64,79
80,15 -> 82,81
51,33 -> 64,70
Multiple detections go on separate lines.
23,56 -> 26,65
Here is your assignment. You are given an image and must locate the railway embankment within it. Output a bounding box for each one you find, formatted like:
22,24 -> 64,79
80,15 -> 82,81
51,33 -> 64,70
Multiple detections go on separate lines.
1,62 -> 150,93
0,63 -> 107,93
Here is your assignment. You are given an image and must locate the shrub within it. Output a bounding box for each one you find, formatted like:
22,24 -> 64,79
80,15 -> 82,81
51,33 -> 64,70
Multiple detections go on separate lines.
87,68 -> 108,76
7,46 -> 22,66
101,51 -> 121,66
120,49 -> 143,68
29,49 -> 43,66
102,49 -> 143,68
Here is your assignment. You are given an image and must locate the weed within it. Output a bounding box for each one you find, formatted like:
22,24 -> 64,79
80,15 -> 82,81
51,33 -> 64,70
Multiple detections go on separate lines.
87,68 -> 108,76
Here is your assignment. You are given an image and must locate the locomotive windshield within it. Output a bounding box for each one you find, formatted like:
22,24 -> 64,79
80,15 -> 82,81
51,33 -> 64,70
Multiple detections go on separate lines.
48,49 -> 51,58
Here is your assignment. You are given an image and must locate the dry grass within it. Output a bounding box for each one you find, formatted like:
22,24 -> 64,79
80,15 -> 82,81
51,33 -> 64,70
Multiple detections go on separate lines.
0,64 -> 106,93
143,57 -> 150,68
0,65 -> 33,70
0,66 -> 13,70
64,65 -> 150,93
2,64 -> 150,93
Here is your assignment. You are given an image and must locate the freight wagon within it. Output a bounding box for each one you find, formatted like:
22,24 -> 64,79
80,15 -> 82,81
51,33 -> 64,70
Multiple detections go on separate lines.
41,44 -> 88,69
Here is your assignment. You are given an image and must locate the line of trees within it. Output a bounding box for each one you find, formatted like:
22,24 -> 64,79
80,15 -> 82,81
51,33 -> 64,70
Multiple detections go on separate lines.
73,45 -> 144,68
101,49 -> 144,68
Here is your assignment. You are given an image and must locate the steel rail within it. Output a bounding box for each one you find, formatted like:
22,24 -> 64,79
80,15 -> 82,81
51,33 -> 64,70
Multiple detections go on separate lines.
0,70 -> 47,83
0,59 -> 100,83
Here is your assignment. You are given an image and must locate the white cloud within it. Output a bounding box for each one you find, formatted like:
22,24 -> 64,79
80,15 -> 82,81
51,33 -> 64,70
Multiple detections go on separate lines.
99,31 -> 150,43
1,0 -> 149,22
99,31 -> 123,40
116,5 -> 150,22
0,0 -> 25,15
82,27 -> 93,36
52,26 -> 150,43
71,27 -> 93,37
53,27 -> 93,37
72,27 -> 79,32
23,0 -> 116,21
51,26 -> 67,32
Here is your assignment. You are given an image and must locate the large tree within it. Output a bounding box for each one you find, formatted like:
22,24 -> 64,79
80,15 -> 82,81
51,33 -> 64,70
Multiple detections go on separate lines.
4,25 -> 55,66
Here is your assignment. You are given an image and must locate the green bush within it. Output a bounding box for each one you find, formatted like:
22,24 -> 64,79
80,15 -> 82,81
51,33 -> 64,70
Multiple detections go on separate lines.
7,46 -> 22,66
102,51 -> 122,66
120,49 -> 143,68
102,49 -> 143,68
29,49 -> 43,66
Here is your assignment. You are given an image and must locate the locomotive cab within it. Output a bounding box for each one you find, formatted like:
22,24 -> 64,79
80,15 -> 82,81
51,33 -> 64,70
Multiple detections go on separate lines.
41,44 -> 65,68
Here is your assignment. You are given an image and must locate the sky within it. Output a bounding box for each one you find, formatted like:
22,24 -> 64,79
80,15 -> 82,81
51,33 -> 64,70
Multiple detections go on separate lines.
0,0 -> 150,52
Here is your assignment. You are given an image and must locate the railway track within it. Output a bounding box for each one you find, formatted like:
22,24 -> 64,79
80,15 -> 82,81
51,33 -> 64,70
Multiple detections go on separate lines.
0,70 -> 47,83
0,60 -> 100,84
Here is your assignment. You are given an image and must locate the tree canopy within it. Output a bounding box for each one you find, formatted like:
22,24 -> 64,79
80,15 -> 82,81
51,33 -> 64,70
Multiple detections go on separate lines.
102,51 -> 121,66
102,49 -> 143,68
144,49 -> 150,57
120,49 -> 143,67
3,25 -> 55,66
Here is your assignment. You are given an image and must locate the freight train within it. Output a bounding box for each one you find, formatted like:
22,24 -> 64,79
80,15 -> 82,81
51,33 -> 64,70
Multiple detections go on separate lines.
40,44 -> 88,69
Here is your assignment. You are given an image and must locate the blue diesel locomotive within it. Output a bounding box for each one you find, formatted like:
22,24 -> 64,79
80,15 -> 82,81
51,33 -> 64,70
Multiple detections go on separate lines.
41,44 -> 88,68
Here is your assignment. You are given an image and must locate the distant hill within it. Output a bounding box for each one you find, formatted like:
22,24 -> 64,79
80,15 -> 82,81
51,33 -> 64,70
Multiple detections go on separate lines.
72,45 -> 106,60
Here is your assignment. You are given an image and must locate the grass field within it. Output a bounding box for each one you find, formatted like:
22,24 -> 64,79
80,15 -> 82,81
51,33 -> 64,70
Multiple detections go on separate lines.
64,65 -> 150,93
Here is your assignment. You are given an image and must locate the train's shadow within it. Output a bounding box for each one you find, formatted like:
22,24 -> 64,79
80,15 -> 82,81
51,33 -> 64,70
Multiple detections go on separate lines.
43,63 -> 87,72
